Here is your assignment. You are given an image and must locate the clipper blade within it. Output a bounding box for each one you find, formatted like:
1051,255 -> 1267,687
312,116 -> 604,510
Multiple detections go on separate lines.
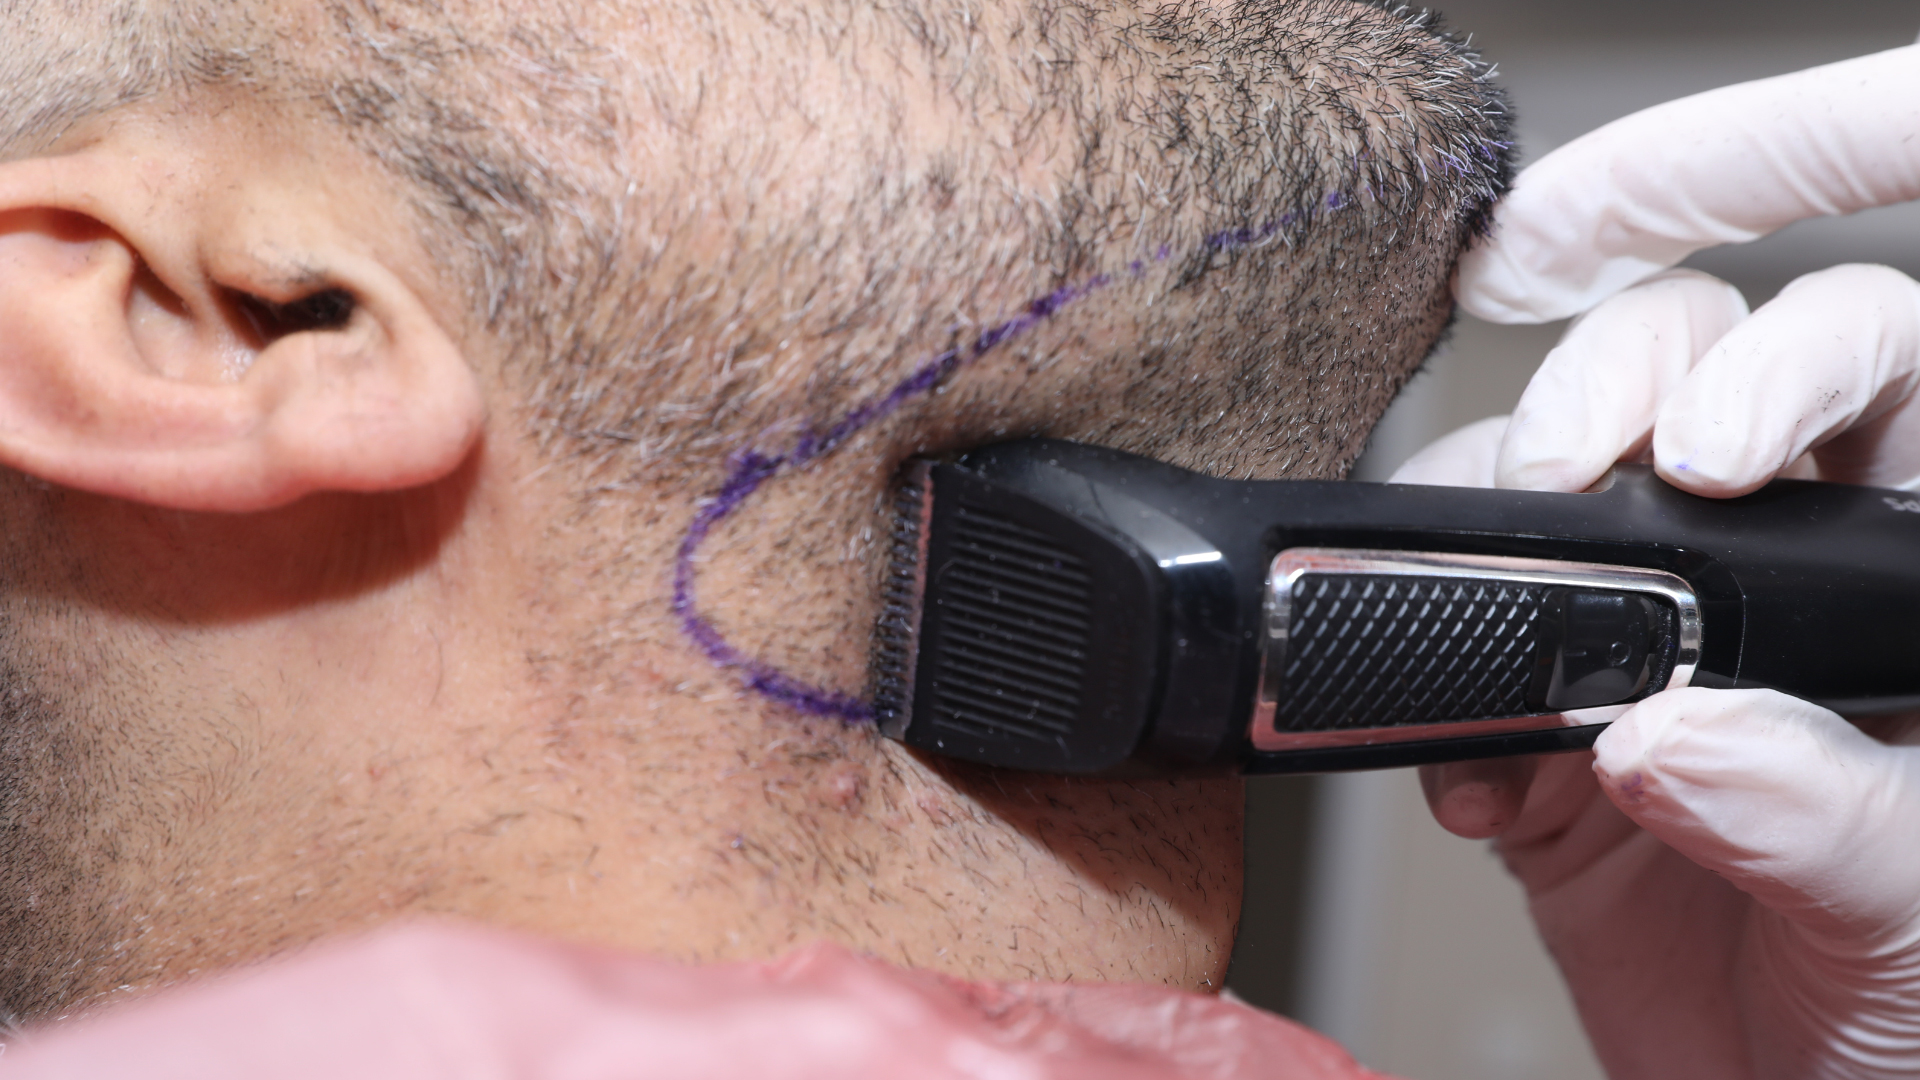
870,462 -> 932,738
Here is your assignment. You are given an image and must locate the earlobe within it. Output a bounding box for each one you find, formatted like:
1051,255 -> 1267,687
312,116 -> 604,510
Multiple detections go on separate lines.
0,150 -> 483,512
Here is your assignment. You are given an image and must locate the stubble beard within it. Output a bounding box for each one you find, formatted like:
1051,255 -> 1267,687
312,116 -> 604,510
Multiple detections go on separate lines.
0,650 -> 126,1024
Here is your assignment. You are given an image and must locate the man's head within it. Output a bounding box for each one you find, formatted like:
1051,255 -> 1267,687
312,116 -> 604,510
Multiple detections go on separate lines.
0,0 -> 1507,1020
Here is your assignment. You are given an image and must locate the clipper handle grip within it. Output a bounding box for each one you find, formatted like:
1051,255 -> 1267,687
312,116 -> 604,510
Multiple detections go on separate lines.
1249,552 -> 1697,758
895,439 -> 1920,775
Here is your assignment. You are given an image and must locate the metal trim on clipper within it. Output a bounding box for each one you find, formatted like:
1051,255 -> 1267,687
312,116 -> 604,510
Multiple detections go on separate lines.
1251,550 -> 1702,752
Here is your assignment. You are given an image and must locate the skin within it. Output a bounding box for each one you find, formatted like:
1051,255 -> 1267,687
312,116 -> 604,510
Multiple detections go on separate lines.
0,0 -> 1509,1023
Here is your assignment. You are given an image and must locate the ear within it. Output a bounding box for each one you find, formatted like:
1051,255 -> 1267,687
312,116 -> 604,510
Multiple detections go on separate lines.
0,147 -> 483,512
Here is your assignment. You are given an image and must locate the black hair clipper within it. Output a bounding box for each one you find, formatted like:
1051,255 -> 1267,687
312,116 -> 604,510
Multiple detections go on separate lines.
869,438 -> 1920,775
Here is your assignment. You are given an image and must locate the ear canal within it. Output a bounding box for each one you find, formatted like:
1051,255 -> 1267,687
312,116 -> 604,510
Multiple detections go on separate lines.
231,287 -> 358,346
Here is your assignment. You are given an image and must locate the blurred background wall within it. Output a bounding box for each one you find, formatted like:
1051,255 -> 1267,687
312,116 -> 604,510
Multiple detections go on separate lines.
1223,3 -> 1920,1078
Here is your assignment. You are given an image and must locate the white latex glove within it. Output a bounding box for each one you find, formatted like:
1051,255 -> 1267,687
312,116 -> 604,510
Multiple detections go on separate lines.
1398,426 -> 1920,1080
1460,41 -> 1920,499
1392,40 -> 1920,1080
1460,44 -> 1920,325
1488,261 -> 1920,497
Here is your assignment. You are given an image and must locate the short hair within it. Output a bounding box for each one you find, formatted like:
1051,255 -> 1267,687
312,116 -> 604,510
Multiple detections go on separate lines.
2,0 -> 1510,490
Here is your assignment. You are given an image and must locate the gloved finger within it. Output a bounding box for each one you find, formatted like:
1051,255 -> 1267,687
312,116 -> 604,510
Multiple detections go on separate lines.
1798,388 -> 1920,491
1495,269 -> 1748,493
1488,748 -> 1641,897
1386,414 -> 1506,488
1458,44 -> 1920,323
1650,264 -> 1920,497
1593,686 -> 1920,939
1418,755 -> 1539,839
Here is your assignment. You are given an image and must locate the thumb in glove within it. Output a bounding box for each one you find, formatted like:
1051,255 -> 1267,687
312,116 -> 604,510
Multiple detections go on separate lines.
1594,688 -> 1920,1078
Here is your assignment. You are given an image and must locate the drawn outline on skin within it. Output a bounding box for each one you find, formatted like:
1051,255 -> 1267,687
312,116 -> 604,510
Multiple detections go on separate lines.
674,150 -> 1506,721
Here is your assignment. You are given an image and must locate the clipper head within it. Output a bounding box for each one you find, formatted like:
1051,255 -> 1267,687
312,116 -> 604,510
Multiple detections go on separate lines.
868,458 -> 1169,774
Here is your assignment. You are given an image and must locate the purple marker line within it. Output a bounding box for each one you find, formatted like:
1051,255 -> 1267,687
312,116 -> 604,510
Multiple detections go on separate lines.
672,176 -> 1445,721
670,279 -> 1125,720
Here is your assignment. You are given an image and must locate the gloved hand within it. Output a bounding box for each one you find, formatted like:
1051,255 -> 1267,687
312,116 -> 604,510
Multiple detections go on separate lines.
1396,41 -> 1920,1080
0,921 -> 1384,1080
1467,40 -> 1920,499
